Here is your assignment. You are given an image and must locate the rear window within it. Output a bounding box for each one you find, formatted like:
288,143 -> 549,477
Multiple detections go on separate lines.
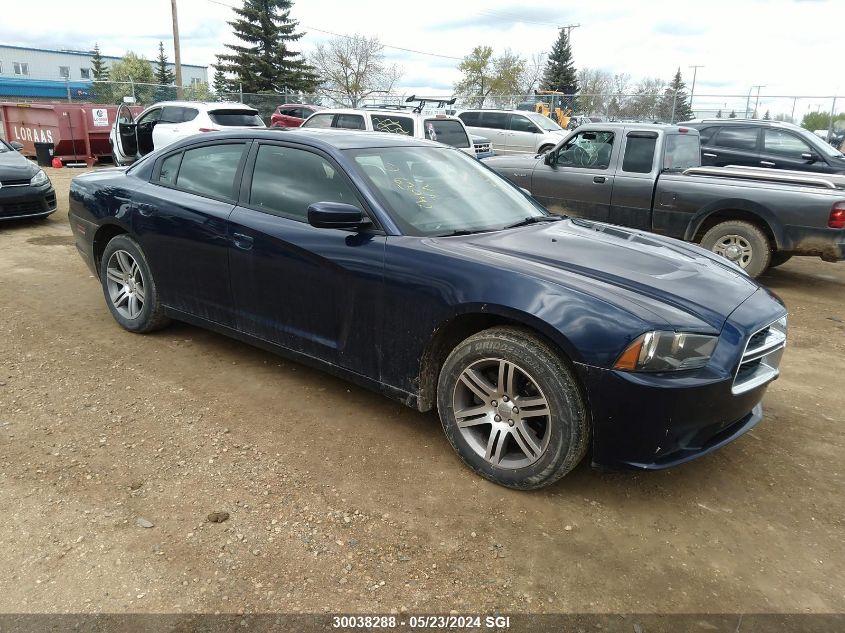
458,111 -> 480,126
424,119 -> 470,148
697,126 -> 718,144
175,143 -> 246,199
713,126 -> 758,150
335,114 -> 365,130
622,134 -> 657,173
302,113 -> 334,128
478,112 -> 510,130
664,134 -> 701,171
208,109 -> 264,127
371,115 -> 414,135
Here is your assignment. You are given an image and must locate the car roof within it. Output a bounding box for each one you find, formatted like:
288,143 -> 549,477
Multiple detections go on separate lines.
575,122 -> 700,133
314,107 -> 460,120
178,127 -> 441,151
146,100 -> 256,110
682,118 -> 799,129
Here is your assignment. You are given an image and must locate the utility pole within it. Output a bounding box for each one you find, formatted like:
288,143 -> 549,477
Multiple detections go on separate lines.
559,23 -> 581,41
171,0 -> 184,99
753,85 -> 765,119
688,65 -> 703,112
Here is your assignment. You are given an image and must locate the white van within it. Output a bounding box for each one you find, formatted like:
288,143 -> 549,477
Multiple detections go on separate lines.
457,109 -> 567,155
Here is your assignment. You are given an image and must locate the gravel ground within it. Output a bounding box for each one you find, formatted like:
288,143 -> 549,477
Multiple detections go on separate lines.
0,167 -> 843,615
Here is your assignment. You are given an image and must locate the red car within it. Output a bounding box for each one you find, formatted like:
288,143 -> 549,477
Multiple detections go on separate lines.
270,104 -> 322,128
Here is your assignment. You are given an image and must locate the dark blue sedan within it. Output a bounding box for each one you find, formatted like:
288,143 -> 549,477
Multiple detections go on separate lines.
68,129 -> 788,489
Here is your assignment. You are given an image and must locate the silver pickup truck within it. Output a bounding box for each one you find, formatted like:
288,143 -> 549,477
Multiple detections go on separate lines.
484,122 -> 845,277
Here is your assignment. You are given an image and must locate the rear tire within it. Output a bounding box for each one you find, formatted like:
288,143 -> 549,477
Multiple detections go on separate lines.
100,235 -> 170,333
538,144 -> 555,154
768,252 -> 792,268
437,326 -> 589,490
700,220 -> 771,278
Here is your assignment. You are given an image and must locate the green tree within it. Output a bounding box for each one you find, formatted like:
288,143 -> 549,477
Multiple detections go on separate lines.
716,108 -> 722,118
763,109 -> 771,120
154,41 -> 176,101
90,43 -> 112,104
542,28 -> 577,94
184,81 -> 213,101
801,111 -> 845,131
109,52 -> 156,104
728,110 -> 737,118
216,0 -> 319,94
656,68 -> 693,123
454,46 -> 525,108
212,65 -> 231,98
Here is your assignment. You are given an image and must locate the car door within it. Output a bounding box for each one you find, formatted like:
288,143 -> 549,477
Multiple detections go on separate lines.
760,128 -> 831,173
227,141 -> 386,374
506,113 -> 541,154
530,129 -> 618,221
707,126 -> 761,167
151,106 -> 188,151
130,141 -> 249,328
113,103 -> 139,163
477,112 -> 510,153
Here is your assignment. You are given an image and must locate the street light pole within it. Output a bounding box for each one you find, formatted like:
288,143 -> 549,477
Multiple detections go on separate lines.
753,85 -> 765,119
688,64 -> 703,113
171,0 -> 184,99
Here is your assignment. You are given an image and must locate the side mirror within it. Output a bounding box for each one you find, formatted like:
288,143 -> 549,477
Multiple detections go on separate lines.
544,151 -> 557,167
801,152 -> 816,163
9,141 -> 23,151
307,202 -> 371,230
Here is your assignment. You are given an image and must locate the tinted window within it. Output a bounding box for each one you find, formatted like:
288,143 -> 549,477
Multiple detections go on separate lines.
424,119 -> 470,148
698,126 -> 718,144
556,131 -> 615,169
160,106 -> 196,124
458,112 -> 480,126
763,129 -> 812,157
302,113 -> 334,128
622,135 -> 657,173
509,115 -> 538,133
714,127 -> 758,150
175,144 -> 245,199
335,114 -> 366,130
478,112 -> 510,130
371,115 -> 414,135
208,109 -> 264,127
137,108 -> 162,125
249,145 -> 362,220
664,134 -> 701,171
159,152 -> 182,186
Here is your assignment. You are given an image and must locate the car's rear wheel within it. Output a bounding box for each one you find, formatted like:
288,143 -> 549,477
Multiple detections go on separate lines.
437,326 -> 589,489
538,144 -> 555,154
100,235 -> 170,333
700,220 -> 771,277
768,252 -> 792,268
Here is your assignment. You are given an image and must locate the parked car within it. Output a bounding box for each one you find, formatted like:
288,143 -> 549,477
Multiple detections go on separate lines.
682,119 -> 845,175
484,123 -> 845,277
110,100 -> 265,166
0,138 -> 56,221
301,106 -> 479,158
270,103 -> 322,128
69,128 -> 788,489
457,109 -> 566,155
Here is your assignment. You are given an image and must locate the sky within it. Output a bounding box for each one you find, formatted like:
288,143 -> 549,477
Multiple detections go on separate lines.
2,0 -> 842,117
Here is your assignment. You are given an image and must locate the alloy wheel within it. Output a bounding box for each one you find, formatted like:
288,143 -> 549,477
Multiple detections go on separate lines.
712,234 -> 753,268
105,250 -> 145,320
452,358 -> 552,469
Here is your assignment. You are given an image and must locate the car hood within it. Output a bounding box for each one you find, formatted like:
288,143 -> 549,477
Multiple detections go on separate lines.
432,219 -> 760,330
0,149 -> 39,180
482,155 -> 543,169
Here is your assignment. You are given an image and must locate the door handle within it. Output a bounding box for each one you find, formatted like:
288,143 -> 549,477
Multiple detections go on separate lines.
593,176 -> 606,183
760,160 -> 776,167
232,232 -> 254,250
703,152 -> 717,158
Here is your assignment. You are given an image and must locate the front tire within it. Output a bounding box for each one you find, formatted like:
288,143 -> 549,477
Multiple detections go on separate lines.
100,235 -> 170,333
700,220 -> 771,277
437,326 -> 589,490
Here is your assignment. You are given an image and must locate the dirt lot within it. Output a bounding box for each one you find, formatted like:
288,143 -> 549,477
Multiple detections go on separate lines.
0,167 -> 843,615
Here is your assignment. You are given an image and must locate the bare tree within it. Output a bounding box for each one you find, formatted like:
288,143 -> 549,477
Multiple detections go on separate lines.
310,34 -> 402,107
624,77 -> 664,121
520,51 -> 547,96
576,68 -> 612,115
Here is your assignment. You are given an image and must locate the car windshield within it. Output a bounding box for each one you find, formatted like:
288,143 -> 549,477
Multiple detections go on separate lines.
525,112 -> 562,131
345,146 -> 546,237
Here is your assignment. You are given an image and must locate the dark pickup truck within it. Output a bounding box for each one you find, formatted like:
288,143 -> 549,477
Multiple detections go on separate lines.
484,123 -> 845,276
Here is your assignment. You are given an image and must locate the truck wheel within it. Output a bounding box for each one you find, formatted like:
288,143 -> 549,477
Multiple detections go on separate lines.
538,144 -> 555,154
700,220 -> 771,277
768,252 -> 792,268
437,326 -> 589,490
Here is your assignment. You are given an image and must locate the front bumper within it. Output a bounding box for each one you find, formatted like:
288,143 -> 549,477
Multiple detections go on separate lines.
579,288 -> 786,471
0,182 -> 56,220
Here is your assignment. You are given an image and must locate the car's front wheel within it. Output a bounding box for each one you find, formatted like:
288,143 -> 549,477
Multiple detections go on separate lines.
100,234 -> 170,333
437,326 -> 589,489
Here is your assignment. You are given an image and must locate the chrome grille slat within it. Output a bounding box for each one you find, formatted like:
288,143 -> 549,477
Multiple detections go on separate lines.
732,317 -> 787,395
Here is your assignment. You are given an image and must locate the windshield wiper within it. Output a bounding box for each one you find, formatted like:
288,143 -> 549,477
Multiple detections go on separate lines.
434,228 -> 491,237
503,215 -> 563,230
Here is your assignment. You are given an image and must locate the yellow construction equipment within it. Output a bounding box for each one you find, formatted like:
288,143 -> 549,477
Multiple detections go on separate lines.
533,90 -> 572,128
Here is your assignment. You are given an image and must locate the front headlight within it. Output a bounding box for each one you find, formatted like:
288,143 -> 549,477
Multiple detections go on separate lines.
614,331 -> 718,372
30,169 -> 49,186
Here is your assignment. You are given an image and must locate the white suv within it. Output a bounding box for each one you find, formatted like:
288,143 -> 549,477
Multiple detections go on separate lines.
301,106 -> 478,157
110,101 -> 266,165
457,109 -> 567,155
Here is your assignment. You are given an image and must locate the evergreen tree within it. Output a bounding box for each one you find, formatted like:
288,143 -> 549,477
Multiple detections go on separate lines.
728,110 -> 737,118
716,108 -> 722,118
90,43 -> 112,103
763,109 -> 771,120
216,0 -> 319,94
542,28 -> 577,94
212,64 -> 230,98
656,68 -> 693,123
154,41 -> 176,101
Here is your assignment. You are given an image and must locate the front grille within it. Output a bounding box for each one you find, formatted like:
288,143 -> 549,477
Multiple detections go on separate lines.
732,319 -> 787,395
0,178 -> 31,187
0,199 -> 47,218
